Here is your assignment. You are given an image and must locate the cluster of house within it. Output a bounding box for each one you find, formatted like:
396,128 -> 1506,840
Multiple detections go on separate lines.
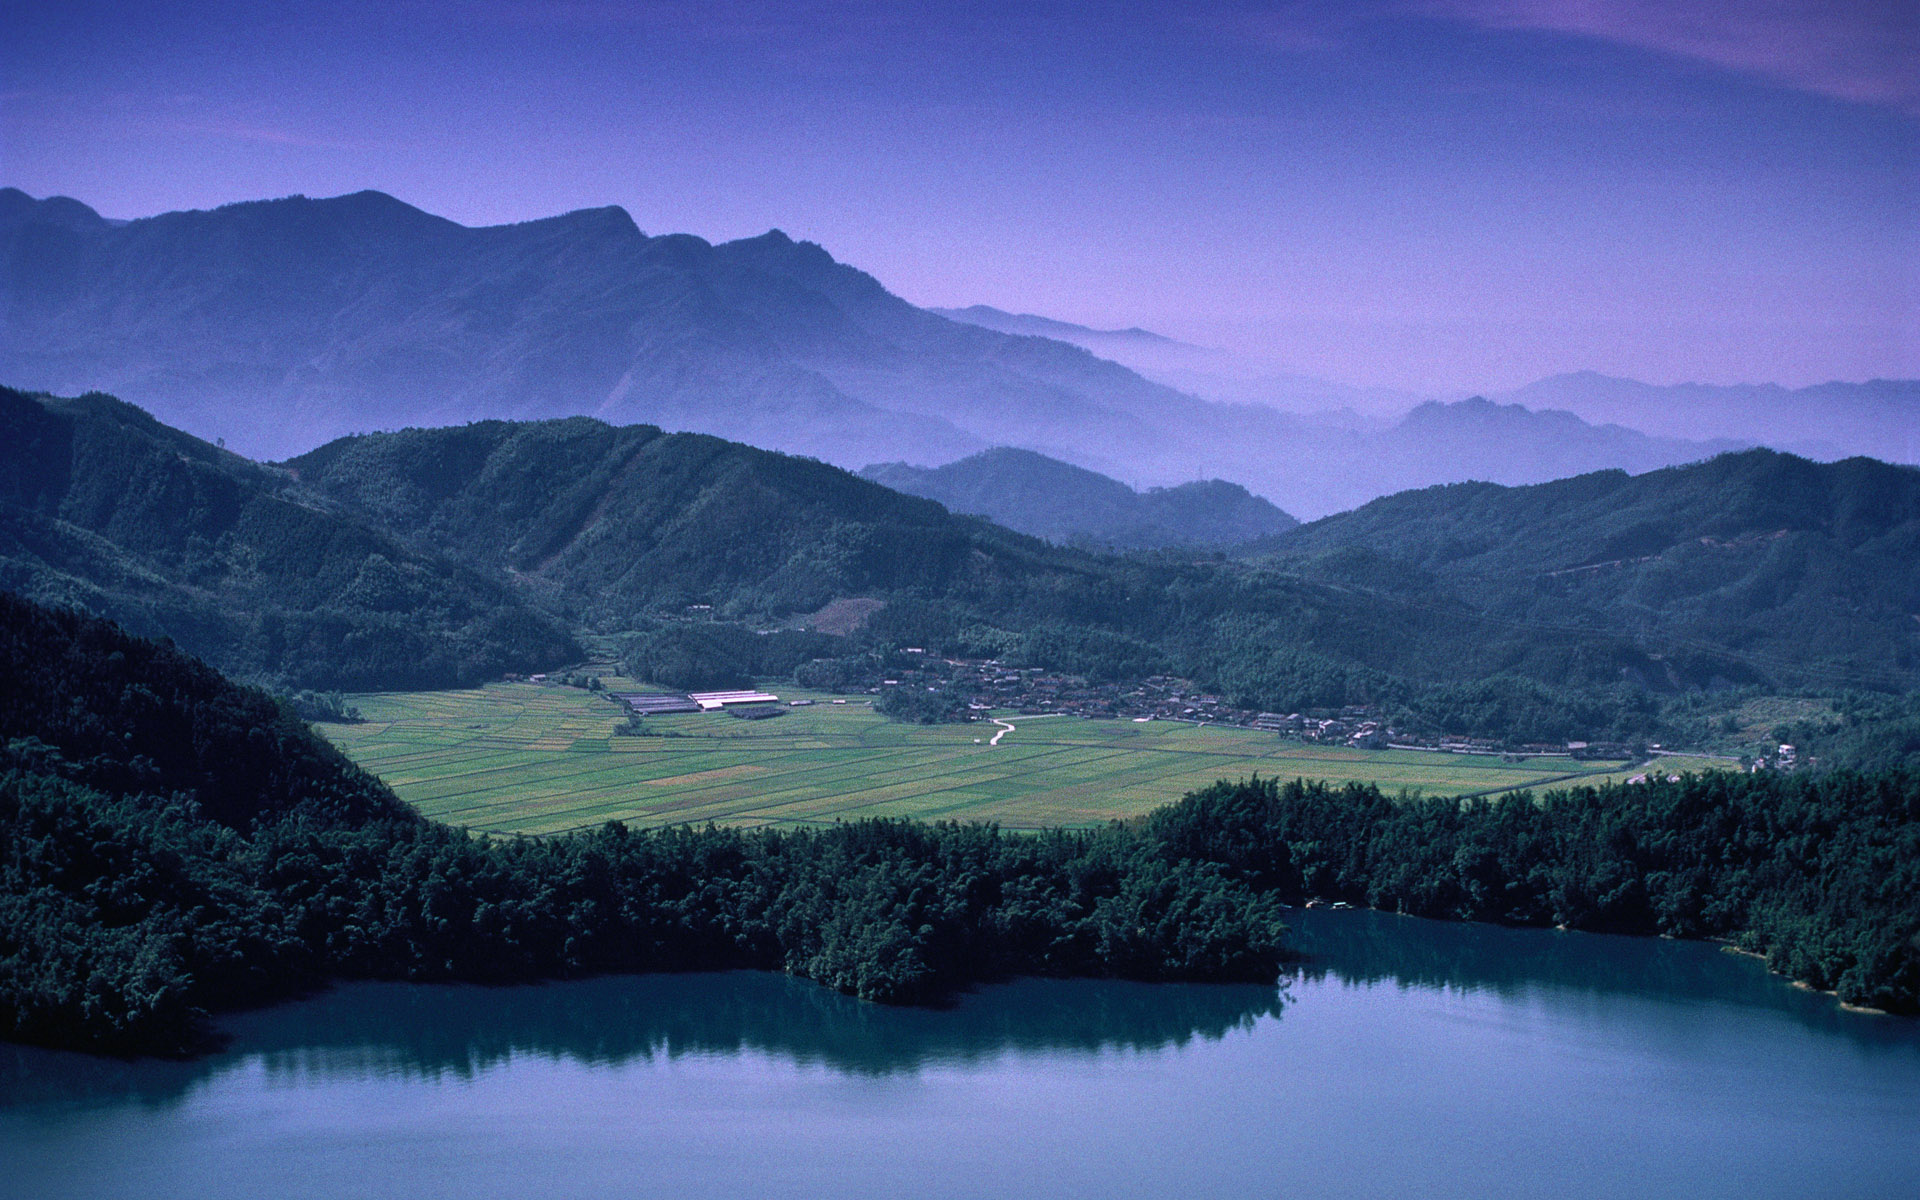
1250,709 -> 1391,748
1751,743 -> 1801,772
550,658 -> 1642,760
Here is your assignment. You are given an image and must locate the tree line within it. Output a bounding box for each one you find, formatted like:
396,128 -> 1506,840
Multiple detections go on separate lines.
1151,773 -> 1920,1013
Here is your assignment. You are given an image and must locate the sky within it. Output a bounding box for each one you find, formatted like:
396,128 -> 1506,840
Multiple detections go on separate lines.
2,0 -> 1914,392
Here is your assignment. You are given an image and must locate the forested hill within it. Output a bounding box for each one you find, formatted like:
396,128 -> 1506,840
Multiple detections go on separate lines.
860,448 -> 1298,550
281,415 -> 1739,724
1255,449 -> 1920,693
0,386 -> 577,689
283,417 -> 1108,624
0,591 -> 411,831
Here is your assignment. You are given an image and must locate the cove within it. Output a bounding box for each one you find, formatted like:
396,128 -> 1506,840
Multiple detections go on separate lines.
4,910 -> 1916,1200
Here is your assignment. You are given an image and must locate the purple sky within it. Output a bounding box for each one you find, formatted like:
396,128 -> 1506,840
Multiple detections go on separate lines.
3,0 -> 1914,391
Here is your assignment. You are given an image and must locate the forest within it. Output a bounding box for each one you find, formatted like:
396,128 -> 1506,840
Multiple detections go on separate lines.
1151,774 -> 1920,1014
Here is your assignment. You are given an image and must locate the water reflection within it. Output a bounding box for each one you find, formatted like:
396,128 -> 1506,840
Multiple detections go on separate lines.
0,972 -> 1286,1109
1285,907 -> 1918,1050
6,910 -> 1915,1115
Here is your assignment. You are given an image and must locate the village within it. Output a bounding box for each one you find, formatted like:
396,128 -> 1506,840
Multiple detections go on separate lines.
563,650 -> 1657,764
924,656 -> 1649,760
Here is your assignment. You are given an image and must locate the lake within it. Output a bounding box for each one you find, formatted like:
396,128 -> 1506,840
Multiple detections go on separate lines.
4,910 -> 1916,1199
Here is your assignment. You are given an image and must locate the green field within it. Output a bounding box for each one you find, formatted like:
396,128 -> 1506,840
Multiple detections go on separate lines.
318,681 -> 1720,835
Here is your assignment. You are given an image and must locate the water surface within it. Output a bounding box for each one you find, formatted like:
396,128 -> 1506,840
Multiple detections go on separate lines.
5,911 -> 1916,1199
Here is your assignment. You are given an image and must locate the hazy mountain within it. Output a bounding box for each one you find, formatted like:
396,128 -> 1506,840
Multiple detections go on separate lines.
926,305 -> 1187,356
1256,448 -> 1920,694
931,304 -> 1422,421
3,187 -> 1765,520
860,447 -> 1297,550
1496,372 -> 1920,465
1165,396 -> 1752,520
0,187 -> 1267,476
0,386 -> 577,689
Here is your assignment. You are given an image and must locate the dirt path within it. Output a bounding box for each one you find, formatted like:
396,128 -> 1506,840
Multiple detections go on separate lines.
989,719 -> 1017,746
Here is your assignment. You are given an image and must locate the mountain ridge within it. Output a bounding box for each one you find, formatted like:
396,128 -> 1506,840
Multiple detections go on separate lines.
861,448 -> 1298,550
2,186 -> 1823,519
0,385 -> 578,690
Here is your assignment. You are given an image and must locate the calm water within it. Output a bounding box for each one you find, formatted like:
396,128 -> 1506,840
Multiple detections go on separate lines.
5,911 -> 1917,1200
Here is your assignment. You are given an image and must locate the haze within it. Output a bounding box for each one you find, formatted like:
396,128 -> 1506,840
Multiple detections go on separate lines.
4,0 -> 1914,393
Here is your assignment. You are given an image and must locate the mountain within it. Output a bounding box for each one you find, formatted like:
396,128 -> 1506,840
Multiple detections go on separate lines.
861,448 -> 1297,549
1496,372 -> 1920,465
8,388 -> 1867,708
1188,396 -> 1754,520
0,187 -> 1254,475
1,187 -> 1760,520
265,414 -> 1832,714
282,418 -> 1113,628
0,386 -> 577,689
1256,448 -> 1920,694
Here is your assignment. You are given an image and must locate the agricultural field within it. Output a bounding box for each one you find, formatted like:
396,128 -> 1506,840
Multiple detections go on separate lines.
320,681 -> 1730,835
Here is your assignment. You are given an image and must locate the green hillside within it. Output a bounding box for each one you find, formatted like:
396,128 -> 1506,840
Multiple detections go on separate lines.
282,414 -> 1723,739
284,417 -> 1072,622
0,386 -> 578,689
1257,450 -> 1920,694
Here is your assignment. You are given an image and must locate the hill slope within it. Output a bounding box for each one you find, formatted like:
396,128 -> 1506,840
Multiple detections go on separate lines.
860,448 -> 1298,549
1258,449 -> 1920,693
11,391 -> 1908,744
283,418 -> 1112,626
0,387 -> 577,689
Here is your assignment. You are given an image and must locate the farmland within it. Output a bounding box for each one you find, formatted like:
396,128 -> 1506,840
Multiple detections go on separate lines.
317,681 -> 1724,835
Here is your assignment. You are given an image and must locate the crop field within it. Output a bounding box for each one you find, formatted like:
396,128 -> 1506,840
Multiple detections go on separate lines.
317,681 -> 1711,835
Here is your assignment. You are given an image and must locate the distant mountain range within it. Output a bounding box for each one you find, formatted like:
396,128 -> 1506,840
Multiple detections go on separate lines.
1494,372 -> 1920,465
2,187 -> 1858,519
931,304 -> 1424,421
0,187 -> 1221,477
860,448 -> 1297,550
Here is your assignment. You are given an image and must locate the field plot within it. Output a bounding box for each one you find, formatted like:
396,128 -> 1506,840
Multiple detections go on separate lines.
322,682 -> 1676,835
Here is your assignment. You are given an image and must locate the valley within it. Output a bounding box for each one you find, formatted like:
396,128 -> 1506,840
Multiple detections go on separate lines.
6,6 -> 1916,1196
